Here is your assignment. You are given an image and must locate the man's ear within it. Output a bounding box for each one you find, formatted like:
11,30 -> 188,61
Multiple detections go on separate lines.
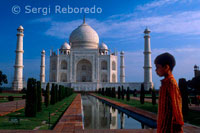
165,65 -> 170,70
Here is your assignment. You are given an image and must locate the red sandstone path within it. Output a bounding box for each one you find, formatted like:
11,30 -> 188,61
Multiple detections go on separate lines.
0,99 -> 25,116
53,94 -> 83,132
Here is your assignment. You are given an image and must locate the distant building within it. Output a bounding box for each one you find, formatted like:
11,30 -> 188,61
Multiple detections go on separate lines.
194,65 -> 200,77
47,18 -> 137,91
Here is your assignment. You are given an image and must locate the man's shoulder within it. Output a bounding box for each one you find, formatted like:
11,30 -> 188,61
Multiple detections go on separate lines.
168,77 -> 179,91
169,77 -> 177,84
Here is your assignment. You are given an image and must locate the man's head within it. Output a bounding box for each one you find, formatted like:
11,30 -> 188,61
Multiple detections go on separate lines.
154,52 -> 176,77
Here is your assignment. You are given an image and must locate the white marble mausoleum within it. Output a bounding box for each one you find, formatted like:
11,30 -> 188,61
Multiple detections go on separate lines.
12,18 -> 153,91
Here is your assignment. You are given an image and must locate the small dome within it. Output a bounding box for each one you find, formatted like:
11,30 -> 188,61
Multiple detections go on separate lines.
194,65 -> 198,68
17,25 -> 24,31
41,49 -> 45,53
61,42 -> 71,50
100,42 -> 108,50
144,27 -> 150,34
120,51 -> 124,54
69,22 -> 99,49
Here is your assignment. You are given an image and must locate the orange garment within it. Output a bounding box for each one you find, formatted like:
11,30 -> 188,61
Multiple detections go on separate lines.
157,74 -> 184,133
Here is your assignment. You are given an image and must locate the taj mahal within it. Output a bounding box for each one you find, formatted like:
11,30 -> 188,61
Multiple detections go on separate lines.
12,18 -> 153,91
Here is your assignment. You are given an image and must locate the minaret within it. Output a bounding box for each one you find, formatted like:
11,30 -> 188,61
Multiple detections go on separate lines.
12,25 -> 24,91
143,28 -> 153,90
120,51 -> 125,83
194,65 -> 200,77
40,50 -> 45,83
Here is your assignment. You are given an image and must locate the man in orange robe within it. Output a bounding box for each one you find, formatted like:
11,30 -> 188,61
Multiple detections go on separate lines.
154,53 -> 184,133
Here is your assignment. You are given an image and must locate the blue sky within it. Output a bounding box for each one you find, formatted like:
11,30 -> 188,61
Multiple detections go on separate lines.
1,0 -> 200,88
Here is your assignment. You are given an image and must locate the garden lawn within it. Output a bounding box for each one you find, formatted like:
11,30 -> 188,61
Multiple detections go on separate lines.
95,94 -> 200,127
96,94 -> 158,113
0,93 -> 76,130
0,93 -> 25,103
0,93 -> 25,97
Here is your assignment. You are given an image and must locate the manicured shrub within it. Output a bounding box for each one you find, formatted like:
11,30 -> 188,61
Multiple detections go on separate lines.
45,83 -> 50,107
22,95 -> 26,99
37,81 -> 42,112
179,78 -> 189,115
112,87 -> 116,98
105,87 -> 108,96
64,87 -> 67,97
8,96 -> 14,101
121,86 -> 124,100
108,87 -> 111,97
50,84 -> 56,105
25,78 -> 37,117
133,89 -> 137,97
152,87 -> 156,105
118,86 -> 121,99
102,88 -> 105,96
21,88 -> 27,94
126,87 -> 130,101
140,83 -> 145,104
58,85 -> 62,101
98,88 -> 101,94
55,84 -> 58,103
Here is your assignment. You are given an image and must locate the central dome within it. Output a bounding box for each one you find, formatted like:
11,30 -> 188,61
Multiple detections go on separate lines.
69,21 -> 99,49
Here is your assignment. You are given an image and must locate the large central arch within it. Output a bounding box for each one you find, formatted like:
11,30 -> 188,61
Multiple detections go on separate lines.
76,59 -> 92,82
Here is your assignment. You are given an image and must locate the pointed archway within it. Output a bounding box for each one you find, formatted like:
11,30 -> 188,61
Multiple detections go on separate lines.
76,59 -> 92,82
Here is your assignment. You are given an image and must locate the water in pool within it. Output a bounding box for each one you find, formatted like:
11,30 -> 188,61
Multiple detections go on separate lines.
81,95 -> 151,129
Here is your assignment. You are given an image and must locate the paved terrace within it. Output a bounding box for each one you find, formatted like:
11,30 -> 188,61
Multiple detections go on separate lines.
0,99 -> 25,116
53,94 -> 83,132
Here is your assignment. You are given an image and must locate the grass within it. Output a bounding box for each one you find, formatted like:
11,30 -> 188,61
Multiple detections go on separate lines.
0,93 -> 77,130
96,94 -> 158,113
95,94 -> 200,127
0,93 -> 25,97
0,98 -> 23,103
0,93 -> 25,103
183,110 -> 200,126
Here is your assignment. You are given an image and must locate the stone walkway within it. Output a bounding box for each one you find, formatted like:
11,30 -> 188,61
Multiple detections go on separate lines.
53,94 -> 83,132
0,99 -> 25,116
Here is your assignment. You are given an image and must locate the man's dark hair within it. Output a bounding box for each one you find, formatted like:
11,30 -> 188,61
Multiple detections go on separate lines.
154,52 -> 176,71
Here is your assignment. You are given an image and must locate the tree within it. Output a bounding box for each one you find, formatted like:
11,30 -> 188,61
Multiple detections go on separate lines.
58,85 -> 62,101
98,88 -> 101,94
118,86 -> 121,99
112,87 -> 116,98
37,81 -> 42,112
179,78 -> 189,115
152,87 -> 156,105
45,83 -> 50,107
121,86 -> 124,100
102,88 -> 105,96
140,83 -> 145,104
55,84 -> 58,103
126,87 -> 130,101
133,89 -> 137,97
188,76 -> 200,91
50,84 -> 56,105
25,78 -> 37,117
0,70 -> 8,86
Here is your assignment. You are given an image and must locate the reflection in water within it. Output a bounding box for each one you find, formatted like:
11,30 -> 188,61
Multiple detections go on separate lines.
81,95 -> 151,129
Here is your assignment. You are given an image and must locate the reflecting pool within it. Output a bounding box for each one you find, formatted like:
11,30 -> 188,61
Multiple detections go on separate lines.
81,95 -> 153,129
